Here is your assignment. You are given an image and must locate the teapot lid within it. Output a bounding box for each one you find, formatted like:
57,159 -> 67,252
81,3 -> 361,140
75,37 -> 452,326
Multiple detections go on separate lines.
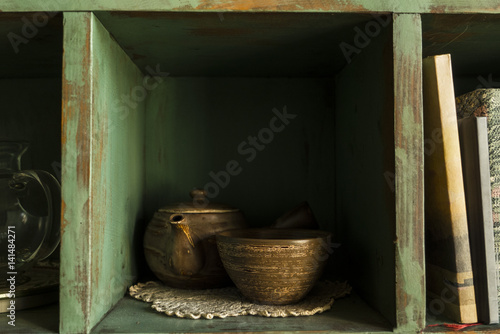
159,189 -> 240,213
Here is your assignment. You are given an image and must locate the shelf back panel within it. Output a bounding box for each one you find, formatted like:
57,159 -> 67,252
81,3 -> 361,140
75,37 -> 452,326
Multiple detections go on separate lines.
144,77 -> 336,230
0,12 -> 62,78
334,14 -> 396,327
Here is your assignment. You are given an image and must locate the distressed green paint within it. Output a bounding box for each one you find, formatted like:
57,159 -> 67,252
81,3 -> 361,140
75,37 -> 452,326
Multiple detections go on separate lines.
88,12 -> 145,331
393,13 -> 425,333
334,18 -> 396,327
93,292 -> 392,333
2,0 -> 500,13
60,12 -> 93,334
61,12 -> 145,333
7,5 -> 496,334
95,11 -> 374,77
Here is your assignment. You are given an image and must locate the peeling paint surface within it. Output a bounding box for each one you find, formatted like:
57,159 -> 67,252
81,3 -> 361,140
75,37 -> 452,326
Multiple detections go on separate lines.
95,11 -> 377,77
60,12 -> 145,334
3,0 -> 500,13
60,12 -> 93,334
9,1 -> 496,332
393,13 -> 425,333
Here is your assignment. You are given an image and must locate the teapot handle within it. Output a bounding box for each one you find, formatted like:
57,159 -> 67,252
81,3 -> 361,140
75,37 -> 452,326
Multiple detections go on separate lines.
30,170 -> 61,260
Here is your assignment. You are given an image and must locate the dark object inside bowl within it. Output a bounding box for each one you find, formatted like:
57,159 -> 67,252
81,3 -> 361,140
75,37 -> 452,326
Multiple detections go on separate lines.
216,228 -> 332,305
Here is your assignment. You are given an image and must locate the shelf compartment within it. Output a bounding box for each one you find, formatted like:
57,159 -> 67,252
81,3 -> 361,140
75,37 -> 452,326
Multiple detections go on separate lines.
422,13 -> 500,330
92,291 -> 392,333
61,11 -> 424,333
0,11 -> 62,333
13,303 -> 59,333
0,12 -> 62,171
0,12 -> 62,79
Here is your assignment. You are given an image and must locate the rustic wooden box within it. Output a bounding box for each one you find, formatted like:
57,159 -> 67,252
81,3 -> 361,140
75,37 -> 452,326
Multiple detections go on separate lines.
1,5 -> 429,334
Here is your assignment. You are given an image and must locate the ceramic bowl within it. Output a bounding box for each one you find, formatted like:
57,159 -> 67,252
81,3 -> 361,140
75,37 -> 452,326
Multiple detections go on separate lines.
216,228 -> 332,305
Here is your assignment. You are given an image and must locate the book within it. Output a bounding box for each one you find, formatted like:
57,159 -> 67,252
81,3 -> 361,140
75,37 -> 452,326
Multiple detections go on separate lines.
423,54 -> 477,324
456,89 -> 500,323
457,116 -> 499,324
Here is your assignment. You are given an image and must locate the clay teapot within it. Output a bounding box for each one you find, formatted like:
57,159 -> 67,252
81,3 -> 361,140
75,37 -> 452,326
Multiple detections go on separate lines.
144,189 -> 246,289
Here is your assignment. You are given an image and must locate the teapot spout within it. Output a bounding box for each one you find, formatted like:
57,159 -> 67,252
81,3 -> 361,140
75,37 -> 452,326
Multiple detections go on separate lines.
170,213 -> 185,224
169,213 -> 194,248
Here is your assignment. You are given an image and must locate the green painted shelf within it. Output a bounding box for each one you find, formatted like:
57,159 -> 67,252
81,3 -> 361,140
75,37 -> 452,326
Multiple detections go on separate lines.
92,291 -> 392,334
4,3 -> 500,334
1,303 -> 59,334
57,10 -> 411,334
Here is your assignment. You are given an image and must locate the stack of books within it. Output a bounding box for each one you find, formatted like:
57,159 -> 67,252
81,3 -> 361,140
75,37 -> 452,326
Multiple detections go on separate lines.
423,54 -> 500,325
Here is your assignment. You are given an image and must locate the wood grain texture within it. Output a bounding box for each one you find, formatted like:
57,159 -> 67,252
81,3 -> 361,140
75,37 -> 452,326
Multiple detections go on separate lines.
60,12 -> 146,334
423,54 -> 477,324
60,11 -> 93,334
88,12 -> 146,331
2,0 -> 500,13
392,13 -> 425,333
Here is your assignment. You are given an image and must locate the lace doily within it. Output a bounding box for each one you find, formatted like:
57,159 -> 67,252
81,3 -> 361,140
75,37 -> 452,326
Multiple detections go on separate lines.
129,280 -> 351,319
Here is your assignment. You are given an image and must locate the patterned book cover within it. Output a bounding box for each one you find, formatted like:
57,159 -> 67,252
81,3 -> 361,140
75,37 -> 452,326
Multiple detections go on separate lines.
423,54 -> 477,324
457,89 -> 500,323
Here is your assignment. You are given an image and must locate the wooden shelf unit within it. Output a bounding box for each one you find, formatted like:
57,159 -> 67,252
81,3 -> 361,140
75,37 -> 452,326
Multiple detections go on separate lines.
1,3 -> 497,333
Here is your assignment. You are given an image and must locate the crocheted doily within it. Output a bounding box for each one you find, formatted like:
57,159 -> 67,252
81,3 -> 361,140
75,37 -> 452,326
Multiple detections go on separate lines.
129,280 -> 351,319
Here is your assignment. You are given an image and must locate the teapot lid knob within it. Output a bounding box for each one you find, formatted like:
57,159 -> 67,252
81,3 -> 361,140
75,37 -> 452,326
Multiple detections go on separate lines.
190,189 -> 207,199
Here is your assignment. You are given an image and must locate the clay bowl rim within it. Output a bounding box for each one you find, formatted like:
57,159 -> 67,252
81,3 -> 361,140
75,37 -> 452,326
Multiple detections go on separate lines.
216,228 -> 331,246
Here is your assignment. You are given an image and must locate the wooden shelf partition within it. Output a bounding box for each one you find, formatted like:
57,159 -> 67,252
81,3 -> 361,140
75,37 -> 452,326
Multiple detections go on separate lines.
2,3 -> 498,333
